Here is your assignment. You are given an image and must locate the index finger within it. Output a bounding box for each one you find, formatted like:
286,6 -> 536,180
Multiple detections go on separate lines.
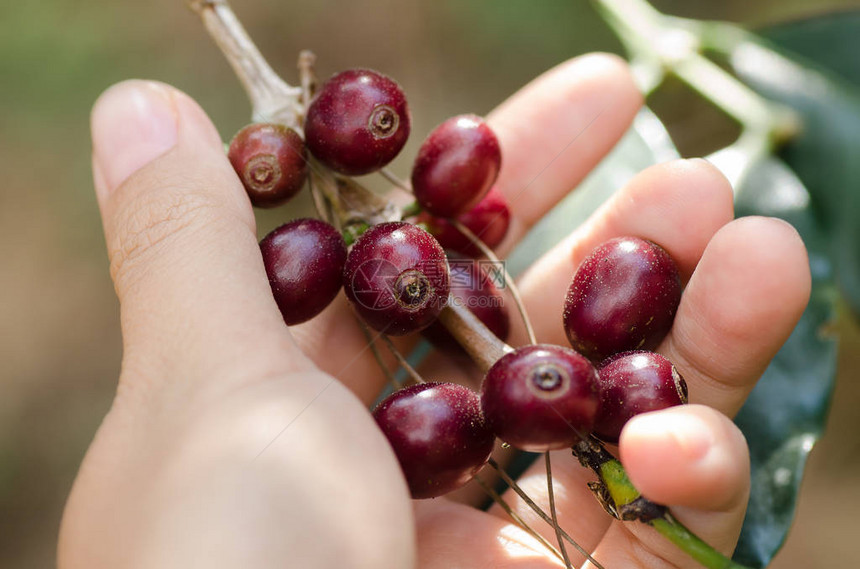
488,53 -> 642,254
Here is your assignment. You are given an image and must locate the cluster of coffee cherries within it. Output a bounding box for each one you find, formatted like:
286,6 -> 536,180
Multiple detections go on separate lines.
228,67 -> 688,500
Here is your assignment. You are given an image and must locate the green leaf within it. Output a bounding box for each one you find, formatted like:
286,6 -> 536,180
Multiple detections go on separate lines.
725,155 -> 838,568
721,14 -> 860,317
759,10 -> 860,89
706,17 -> 860,565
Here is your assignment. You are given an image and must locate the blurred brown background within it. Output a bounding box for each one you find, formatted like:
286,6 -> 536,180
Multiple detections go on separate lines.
1,0 -> 857,566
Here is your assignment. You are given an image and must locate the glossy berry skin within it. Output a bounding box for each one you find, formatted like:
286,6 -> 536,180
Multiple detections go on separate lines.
343,222 -> 450,335
260,218 -> 347,325
422,256 -> 510,355
304,69 -> 410,176
594,351 -> 688,443
481,344 -> 599,452
411,114 -> 502,218
563,237 -> 681,363
373,382 -> 495,499
228,123 -> 308,208
417,186 -> 511,258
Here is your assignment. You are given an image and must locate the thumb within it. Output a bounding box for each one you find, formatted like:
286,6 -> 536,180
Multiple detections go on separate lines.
91,80 -> 308,388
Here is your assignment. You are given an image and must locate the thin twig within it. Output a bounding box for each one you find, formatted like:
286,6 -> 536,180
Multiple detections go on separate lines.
488,458 -> 605,569
297,49 -> 317,113
546,453 -> 574,569
474,475 -> 564,563
188,0 -> 302,126
379,167 -> 413,193
381,335 -> 425,385
437,300 -> 513,374
356,318 -> 400,391
307,177 -> 333,223
450,219 -> 537,344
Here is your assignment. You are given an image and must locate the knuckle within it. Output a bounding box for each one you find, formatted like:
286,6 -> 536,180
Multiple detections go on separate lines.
108,180 -> 218,286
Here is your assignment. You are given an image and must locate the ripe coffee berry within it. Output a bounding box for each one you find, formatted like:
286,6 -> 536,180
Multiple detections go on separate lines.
260,218 -> 347,325
304,69 -> 410,175
593,351 -> 688,443
343,222 -> 450,335
422,256 -> 510,355
417,186 -> 511,257
228,123 -> 308,208
481,344 -> 599,452
373,382 -> 495,499
563,237 -> 681,363
411,114 -> 502,218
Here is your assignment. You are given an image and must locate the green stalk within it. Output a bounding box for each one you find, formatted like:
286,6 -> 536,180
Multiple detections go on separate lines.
590,0 -> 797,149
652,516 -> 749,569
572,438 -> 753,569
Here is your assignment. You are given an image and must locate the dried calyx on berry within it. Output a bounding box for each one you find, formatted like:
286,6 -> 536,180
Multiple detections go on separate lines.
304,69 -> 411,176
342,222 -> 450,336
481,344 -> 600,452
228,123 -> 308,208
422,254 -> 510,357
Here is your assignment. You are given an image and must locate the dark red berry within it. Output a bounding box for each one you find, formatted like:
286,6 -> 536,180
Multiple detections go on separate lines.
228,123 -> 308,208
411,114 -> 502,218
594,351 -> 688,443
563,237 -> 681,363
343,222 -> 449,335
260,218 -> 347,325
373,382 -> 495,499
304,69 -> 410,175
417,186 -> 511,257
422,256 -> 510,355
481,344 -> 599,452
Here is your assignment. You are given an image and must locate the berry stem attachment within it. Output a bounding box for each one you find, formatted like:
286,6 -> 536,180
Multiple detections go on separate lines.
545,453 -> 574,569
488,458 -> 606,569
188,0 -> 303,127
571,437 -> 754,569
437,299 -> 514,374
474,475 -> 565,563
294,51 -> 334,224
449,219 -> 537,344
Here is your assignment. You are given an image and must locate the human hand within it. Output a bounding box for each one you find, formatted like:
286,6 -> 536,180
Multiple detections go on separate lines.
59,53 -> 810,569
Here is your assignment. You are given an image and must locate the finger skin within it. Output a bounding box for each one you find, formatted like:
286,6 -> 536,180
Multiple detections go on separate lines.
489,53 -> 643,250
588,404 -> 750,569
414,499 -> 563,569
662,215 -> 811,415
621,405 -> 750,512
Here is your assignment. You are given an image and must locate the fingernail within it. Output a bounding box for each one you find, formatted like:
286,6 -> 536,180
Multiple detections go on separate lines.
91,80 -> 178,196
